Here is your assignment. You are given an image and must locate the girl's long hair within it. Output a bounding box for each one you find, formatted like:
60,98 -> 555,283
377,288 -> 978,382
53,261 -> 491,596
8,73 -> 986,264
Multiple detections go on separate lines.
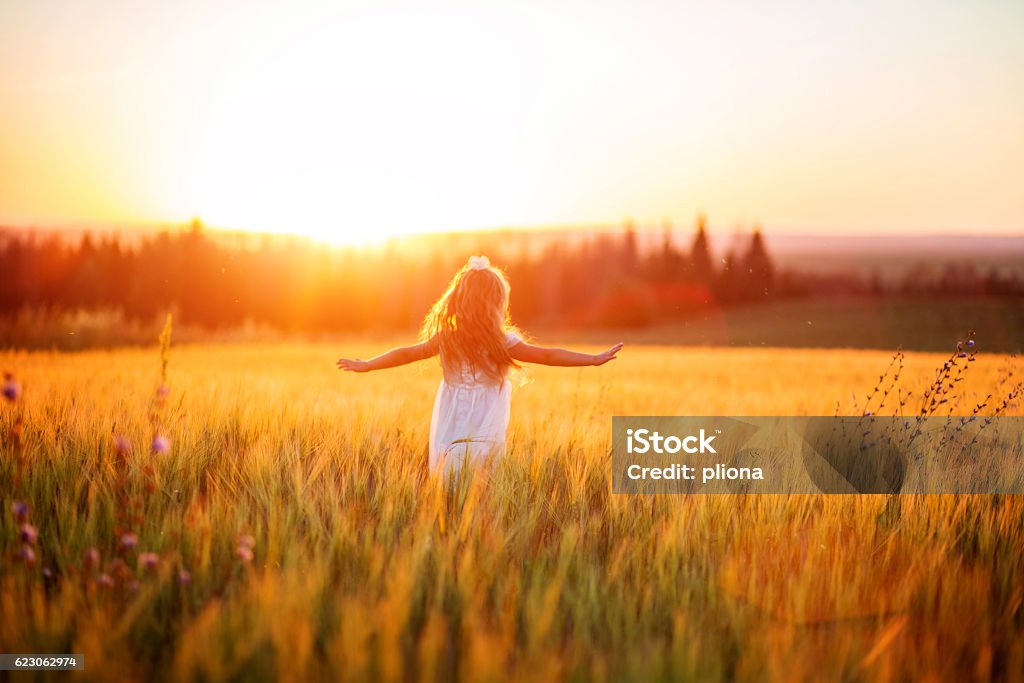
421,259 -> 521,385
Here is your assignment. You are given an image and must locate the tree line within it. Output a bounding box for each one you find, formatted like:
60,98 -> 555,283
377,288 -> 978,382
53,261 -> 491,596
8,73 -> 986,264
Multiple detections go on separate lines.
0,217 -> 776,331
2,218 -> 1020,334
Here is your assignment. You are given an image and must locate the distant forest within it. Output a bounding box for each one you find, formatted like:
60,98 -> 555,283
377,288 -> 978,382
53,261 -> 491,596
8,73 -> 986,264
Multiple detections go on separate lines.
1,218 -> 1022,334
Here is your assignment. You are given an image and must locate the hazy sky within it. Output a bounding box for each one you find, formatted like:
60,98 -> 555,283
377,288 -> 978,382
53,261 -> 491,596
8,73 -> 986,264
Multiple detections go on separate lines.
1,0 -> 1022,241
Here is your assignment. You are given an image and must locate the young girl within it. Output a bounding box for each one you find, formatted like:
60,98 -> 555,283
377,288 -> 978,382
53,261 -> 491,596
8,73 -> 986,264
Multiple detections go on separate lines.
337,255 -> 623,473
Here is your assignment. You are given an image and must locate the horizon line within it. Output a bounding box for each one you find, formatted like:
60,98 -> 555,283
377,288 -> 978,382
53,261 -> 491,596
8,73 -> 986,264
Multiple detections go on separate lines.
2,219 -> 1022,241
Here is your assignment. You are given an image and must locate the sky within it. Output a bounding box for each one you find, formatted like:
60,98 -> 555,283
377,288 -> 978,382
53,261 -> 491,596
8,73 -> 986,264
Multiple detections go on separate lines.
1,0 -> 1022,242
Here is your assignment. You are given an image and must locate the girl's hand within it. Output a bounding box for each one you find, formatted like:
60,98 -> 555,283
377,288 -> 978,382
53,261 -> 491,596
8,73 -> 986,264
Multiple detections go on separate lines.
592,342 -> 624,366
336,358 -> 370,372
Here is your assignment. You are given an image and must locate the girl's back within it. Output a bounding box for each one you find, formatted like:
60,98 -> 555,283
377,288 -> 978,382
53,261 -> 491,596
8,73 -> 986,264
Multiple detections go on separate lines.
429,329 -> 523,472
422,256 -> 520,469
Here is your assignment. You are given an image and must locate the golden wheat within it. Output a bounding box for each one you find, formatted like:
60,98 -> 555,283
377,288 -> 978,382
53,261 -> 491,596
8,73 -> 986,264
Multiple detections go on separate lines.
1,342 -> 1022,681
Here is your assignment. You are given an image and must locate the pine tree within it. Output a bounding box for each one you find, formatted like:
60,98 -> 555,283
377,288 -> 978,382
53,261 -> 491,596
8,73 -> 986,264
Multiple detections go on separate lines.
689,214 -> 714,284
742,226 -> 774,299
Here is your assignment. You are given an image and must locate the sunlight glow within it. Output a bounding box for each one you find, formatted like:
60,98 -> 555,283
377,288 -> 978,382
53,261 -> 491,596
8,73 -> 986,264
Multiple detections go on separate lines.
0,0 -> 1022,241
177,5 -> 545,243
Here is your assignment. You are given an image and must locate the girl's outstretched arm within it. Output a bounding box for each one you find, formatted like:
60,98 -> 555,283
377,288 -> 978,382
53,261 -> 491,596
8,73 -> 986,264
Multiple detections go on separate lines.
337,339 -> 437,373
510,341 -> 623,367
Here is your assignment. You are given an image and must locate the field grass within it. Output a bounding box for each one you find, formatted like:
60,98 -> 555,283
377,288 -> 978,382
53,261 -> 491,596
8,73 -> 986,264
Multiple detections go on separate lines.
2,340 -> 1023,682
4,296 -> 1023,355
564,296 -> 1024,354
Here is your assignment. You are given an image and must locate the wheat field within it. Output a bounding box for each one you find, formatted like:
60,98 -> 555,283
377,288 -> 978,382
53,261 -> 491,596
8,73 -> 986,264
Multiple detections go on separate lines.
2,341 -> 1023,681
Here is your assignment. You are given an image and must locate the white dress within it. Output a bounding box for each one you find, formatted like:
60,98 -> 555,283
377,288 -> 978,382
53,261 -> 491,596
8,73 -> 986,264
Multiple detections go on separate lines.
429,331 -> 522,473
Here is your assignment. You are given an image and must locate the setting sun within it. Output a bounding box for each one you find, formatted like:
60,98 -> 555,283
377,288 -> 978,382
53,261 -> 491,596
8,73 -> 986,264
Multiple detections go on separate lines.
173,4 -> 550,243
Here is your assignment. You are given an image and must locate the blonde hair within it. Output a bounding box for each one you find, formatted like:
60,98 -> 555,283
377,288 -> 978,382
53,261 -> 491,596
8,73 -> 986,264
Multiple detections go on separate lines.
421,258 -> 521,385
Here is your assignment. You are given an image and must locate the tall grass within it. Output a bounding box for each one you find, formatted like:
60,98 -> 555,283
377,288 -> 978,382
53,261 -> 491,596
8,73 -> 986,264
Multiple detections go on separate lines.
1,339 -> 1023,681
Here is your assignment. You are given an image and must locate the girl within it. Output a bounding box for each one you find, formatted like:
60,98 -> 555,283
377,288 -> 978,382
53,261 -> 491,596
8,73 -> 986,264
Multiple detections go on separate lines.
337,255 -> 623,473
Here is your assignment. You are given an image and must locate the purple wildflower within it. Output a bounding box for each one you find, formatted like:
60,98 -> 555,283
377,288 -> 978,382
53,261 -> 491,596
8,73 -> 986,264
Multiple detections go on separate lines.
2,373 -> 20,402
11,500 -> 29,521
178,569 -> 192,585
97,573 -> 114,587
19,523 -> 38,545
84,547 -> 101,569
18,545 -> 36,565
151,435 -> 170,454
235,534 -> 255,562
120,532 -> 138,550
138,552 -> 160,571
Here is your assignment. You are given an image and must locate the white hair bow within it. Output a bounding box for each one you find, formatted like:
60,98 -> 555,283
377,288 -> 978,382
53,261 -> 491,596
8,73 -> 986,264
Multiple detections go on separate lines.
467,255 -> 490,271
